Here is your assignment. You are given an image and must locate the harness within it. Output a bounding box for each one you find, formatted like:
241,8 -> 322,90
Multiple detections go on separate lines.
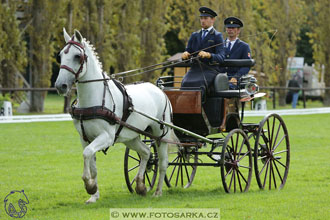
70,79 -> 133,155
60,38 -> 174,154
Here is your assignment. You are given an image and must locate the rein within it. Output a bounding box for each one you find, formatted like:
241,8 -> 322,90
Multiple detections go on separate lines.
60,38 -> 88,82
111,29 -> 278,79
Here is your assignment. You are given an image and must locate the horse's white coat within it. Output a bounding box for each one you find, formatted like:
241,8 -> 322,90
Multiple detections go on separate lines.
55,28 -> 173,203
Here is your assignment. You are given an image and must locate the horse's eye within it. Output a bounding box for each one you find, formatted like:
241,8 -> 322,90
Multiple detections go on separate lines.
74,54 -> 82,61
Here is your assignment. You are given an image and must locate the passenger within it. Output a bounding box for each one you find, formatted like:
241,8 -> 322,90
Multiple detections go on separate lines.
181,6 -> 226,98
220,16 -> 251,89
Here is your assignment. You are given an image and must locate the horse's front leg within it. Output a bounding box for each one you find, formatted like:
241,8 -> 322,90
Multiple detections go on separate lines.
82,132 -> 112,196
85,155 -> 100,204
125,137 -> 150,196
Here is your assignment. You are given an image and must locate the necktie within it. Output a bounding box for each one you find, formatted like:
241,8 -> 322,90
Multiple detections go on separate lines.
202,30 -> 208,40
227,42 -> 232,51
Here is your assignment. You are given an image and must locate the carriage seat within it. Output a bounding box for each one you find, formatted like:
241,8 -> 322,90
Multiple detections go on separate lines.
212,73 -> 248,98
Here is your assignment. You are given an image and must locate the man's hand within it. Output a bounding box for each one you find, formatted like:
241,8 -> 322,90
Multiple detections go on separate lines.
198,51 -> 211,59
229,77 -> 237,85
181,51 -> 191,60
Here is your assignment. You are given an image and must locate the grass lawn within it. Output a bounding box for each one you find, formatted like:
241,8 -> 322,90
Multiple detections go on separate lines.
0,114 -> 330,219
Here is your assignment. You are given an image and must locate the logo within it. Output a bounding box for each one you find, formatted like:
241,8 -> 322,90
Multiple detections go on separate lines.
4,190 -> 29,218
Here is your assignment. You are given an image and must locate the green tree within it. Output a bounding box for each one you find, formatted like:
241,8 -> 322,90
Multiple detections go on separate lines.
0,1 -> 27,89
139,0 -> 169,82
308,0 -> 330,105
264,0 -> 306,105
27,0 -> 63,112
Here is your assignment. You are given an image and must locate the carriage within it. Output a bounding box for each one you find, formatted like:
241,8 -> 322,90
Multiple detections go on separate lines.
56,30 -> 290,202
124,59 -> 290,193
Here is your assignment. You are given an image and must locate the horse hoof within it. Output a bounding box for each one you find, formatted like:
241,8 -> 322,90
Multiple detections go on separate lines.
85,190 -> 99,204
135,185 -> 147,196
84,180 -> 98,195
153,191 -> 162,197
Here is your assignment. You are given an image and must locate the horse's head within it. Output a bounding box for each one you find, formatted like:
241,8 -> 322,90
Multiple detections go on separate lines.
55,28 -> 88,96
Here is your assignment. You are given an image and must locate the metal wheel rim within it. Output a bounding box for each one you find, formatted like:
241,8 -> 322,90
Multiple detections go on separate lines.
221,129 -> 253,193
254,113 -> 290,190
165,147 -> 198,188
124,144 -> 158,193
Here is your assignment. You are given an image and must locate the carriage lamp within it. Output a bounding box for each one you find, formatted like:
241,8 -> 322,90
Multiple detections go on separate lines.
245,82 -> 259,95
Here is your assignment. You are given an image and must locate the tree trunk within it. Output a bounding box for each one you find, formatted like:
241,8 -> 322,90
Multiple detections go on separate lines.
63,0 -> 74,113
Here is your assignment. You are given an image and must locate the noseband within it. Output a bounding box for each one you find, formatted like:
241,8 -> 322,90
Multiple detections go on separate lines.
60,38 -> 88,81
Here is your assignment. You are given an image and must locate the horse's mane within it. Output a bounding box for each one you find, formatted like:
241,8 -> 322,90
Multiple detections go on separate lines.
82,38 -> 108,76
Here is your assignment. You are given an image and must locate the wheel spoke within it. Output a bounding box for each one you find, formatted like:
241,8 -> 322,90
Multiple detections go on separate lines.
272,122 -> 282,151
128,154 -> 140,162
269,159 -> 272,190
175,157 -> 182,187
239,165 -> 251,169
270,117 -> 276,149
237,169 -> 248,184
228,169 -> 235,191
234,133 -> 239,160
180,156 -> 184,187
259,158 -> 270,176
145,172 -> 152,186
237,140 -> 245,161
271,160 -> 277,189
238,150 -> 250,162
233,169 -> 236,193
263,160 -> 270,188
130,177 -> 136,186
128,164 -> 140,172
266,120 -> 271,150
273,159 -> 284,183
231,136 -> 235,153
237,170 -> 243,192
182,155 -> 191,183
274,157 -> 287,168
273,149 -> 288,155
224,166 -> 233,179
258,155 -> 268,160
272,136 -> 286,152
168,156 -> 179,182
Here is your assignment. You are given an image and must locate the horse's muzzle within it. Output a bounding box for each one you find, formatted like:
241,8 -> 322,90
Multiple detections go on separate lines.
55,82 -> 69,96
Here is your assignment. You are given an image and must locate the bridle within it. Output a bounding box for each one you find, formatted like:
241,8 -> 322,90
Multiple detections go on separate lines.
58,37 -> 88,82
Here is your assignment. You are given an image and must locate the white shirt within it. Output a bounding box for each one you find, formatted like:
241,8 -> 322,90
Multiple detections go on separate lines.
226,38 -> 238,50
202,26 -> 213,38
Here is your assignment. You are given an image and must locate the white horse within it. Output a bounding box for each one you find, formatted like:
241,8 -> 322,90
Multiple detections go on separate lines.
55,28 -> 173,203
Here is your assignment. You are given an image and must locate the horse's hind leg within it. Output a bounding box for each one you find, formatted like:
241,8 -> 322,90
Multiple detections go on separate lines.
154,140 -> 168,197
125,137 -> 150,196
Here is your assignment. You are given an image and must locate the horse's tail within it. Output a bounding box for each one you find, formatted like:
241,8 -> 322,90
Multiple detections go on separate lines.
166,128 -> 181,153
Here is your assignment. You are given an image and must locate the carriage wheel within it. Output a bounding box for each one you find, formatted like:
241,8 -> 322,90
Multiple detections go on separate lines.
124,141 -> 158,193
165,146 -> 198,188
254,113 -> 290,190
221,129 -> 253,193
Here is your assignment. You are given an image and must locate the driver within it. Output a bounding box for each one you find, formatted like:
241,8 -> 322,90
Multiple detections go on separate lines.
181,6 -> 225,98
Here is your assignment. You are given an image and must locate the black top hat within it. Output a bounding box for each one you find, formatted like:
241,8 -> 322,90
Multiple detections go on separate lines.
224,16 -> 243,28
199,6 -> 217,17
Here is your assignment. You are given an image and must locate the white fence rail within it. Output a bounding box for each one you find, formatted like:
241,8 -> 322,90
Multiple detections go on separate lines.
1,108 -> 330,124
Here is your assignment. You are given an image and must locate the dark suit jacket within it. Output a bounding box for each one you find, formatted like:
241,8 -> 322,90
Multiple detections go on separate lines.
186,28 -> 226,67
181,28 -> 226,94
220,39 -> 251,78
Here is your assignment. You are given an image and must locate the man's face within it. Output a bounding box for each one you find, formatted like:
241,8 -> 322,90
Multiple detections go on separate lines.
226,27 -> 240,38
200,16 -> 215,29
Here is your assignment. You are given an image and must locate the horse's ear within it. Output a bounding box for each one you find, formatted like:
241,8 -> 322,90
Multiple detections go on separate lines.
63,27 -> 71,43
74,29 -> 83,43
